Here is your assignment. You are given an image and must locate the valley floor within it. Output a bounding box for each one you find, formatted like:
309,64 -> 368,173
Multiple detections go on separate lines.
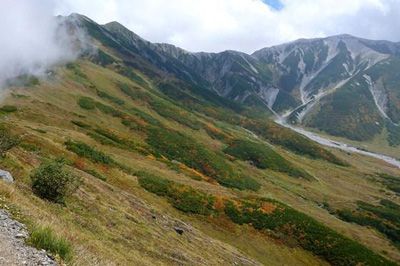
276,119 -> 400,169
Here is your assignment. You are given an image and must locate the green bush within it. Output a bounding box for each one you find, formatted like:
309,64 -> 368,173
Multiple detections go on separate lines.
241,119 -> 349,166
87,128 -> 144,155
137,172 -> 215,215
0,127 -> 19,157
336,200 -> 400,246
28,225 -> 73,262
31,159 -> 81,203
117,82 -> 152,102
147,127 -> 260,191
66,63 -> 87,80
387,121 -> 400,147
224,139 -> 312,179
78,97 -> 96,110
377,173 -> 400,194
84,169 -> 107,181
71,120 -> 91,129
96,90 -> 125,105
95,102 -> 124,117
225,198 -> 394,266
78,96 -> 124,117
138,173 -> 392,265
91,50 -> 116,66
118,82 -> 202,130
116,69 -> 148,88
0,105 -> 18,113
65,140 -> 114,165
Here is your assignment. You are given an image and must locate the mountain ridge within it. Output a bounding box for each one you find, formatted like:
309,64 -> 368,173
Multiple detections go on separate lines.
0,13 -> 399,265
67,12 -> 400,145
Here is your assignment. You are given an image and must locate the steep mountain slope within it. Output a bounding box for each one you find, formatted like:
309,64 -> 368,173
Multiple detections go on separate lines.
81,16 -> 400,147
254,35 -> 400,143
0,14 -> 399,265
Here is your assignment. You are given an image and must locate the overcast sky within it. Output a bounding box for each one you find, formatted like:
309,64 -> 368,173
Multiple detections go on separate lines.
53,0 -> 400,53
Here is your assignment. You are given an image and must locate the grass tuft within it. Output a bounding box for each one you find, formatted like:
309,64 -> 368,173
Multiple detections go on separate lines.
28,226 -> 73,262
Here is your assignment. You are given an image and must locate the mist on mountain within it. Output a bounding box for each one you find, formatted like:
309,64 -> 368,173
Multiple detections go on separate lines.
0,0 -> 86,89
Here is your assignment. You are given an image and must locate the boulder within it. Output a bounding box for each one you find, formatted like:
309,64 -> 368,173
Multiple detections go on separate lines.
0,170 -> 13,183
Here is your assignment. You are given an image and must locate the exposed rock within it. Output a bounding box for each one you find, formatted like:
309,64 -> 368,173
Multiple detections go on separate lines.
0,170 -> 13,183
174,226 -> 184,235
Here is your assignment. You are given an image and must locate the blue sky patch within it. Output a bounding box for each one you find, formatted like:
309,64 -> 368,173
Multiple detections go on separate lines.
262,0 -> 284,10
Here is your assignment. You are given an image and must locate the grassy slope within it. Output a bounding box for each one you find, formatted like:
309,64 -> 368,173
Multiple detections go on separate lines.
0,59 -> 399,265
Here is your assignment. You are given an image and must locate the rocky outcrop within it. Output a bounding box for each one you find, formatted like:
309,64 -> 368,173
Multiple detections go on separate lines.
0,170 -> 13,183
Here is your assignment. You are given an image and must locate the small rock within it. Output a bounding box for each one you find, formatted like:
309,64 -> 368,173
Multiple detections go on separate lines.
0,170 -> 13,183
174,226 -> 184,235
15,233 -> 27,239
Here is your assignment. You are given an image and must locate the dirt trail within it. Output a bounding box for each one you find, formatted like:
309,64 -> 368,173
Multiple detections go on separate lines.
0,209 -> 56,266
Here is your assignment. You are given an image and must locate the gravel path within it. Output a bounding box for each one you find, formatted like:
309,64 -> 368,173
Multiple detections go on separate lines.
0,210 -> 56,266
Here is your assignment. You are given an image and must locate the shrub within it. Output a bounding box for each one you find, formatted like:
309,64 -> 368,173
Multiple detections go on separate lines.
138,173 -> 392,265
240,119 -> 348,166
147,127 -> 260,191
28,225 -> 73,262
78,97 -> 96,110
387,121 -> 400,147
95,101 -> 124,117
224,139 -> 312,179
71,120 -> 91,129
31,159 -> 81,203
0,127 -> 19,157
225,198 -> 394,266
0,105 -> 18,113
336,200 -> 400,246
96,90 -> 124,105
85,169 -> 107,181
65,140 -> 114,165
118,82 -> 201,130
66,63 -> 87,79
137,172 -> 215,215
377,173 -> 400,194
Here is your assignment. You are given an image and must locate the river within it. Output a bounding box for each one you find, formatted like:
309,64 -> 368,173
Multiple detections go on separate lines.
275,119 -> 400,169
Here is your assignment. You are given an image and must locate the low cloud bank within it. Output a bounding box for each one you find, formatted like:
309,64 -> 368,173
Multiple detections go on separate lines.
0,0 -> 85,88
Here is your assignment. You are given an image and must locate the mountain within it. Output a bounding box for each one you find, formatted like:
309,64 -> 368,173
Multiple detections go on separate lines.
253,35 -> 400,143
77,14 -> 400,146
0,13 -> 400,265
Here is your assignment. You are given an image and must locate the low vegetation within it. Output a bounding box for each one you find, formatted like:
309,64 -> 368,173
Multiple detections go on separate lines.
28,225 -> 73,262
65,140 -> 114,165
31,159 -> 81,203
224,139 -> 312,179
147,127 -> 260,191
337,199 -> 400,246
78,96 -> 96,110
224,198 -> 393,266
377,173 -> 400,194
0,105 -> 18,113
387,121 -> 400,147
241,119 -> 349,166
306,79 -> 384,141
0,126 -> 19,157
137,171 -> 215,215
139,174 -> 393,265
96,90 -> 125,106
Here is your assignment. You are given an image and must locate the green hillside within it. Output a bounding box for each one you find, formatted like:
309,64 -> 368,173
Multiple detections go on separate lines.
0,15 -> 399,265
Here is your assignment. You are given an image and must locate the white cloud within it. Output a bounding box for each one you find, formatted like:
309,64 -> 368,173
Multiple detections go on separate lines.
55,0 -> 400,53
1,0 -> 398,70
0,0 -> 82,87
